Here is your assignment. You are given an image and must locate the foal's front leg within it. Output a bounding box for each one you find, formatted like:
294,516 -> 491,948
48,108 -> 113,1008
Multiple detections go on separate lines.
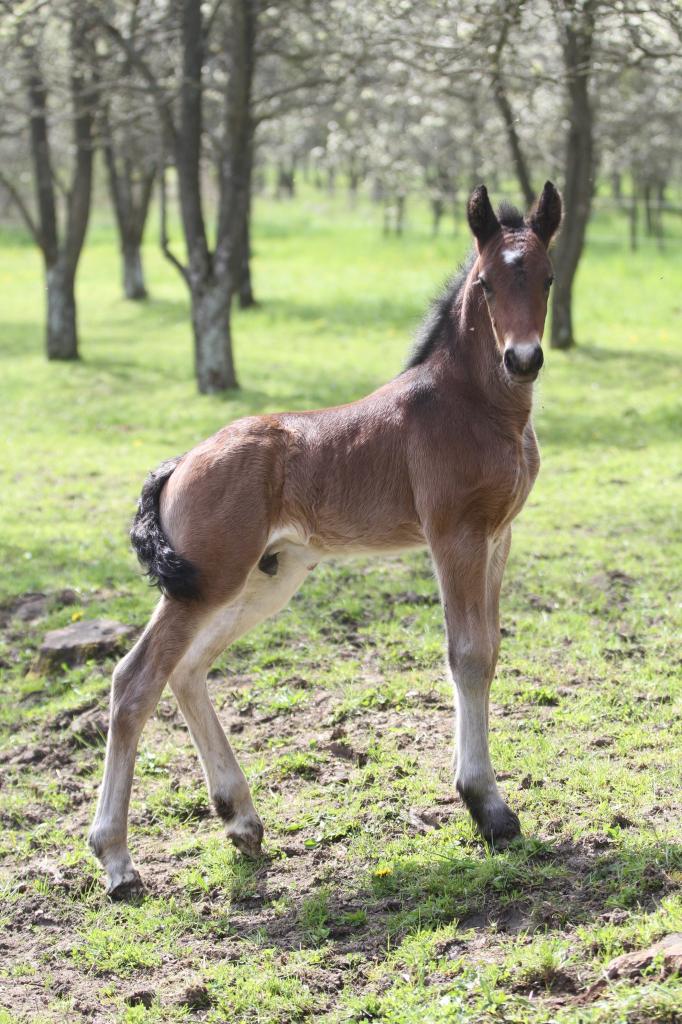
430,527 -> 520,844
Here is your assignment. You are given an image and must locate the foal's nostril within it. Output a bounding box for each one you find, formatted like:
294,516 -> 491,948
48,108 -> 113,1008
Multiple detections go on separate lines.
528,345 -> 544,373
503,348 -> 518,374
504,344 -> 543,377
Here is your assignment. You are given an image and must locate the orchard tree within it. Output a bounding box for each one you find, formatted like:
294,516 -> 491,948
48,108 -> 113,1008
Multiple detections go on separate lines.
0,3 -> 98,360
102,0 -> 346,390
102,0 -> 258,392
98,6 -> 158,300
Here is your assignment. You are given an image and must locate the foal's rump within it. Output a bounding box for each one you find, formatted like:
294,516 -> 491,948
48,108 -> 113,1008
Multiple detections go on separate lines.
130,457 -> 200,601
136,416 -> 288,605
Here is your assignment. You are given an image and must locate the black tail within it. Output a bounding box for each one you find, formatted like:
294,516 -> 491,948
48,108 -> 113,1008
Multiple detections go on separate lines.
129,457 -> 200,601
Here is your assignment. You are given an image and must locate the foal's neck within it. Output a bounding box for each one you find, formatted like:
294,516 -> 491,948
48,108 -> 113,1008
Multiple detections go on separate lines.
453,275 -> 534,433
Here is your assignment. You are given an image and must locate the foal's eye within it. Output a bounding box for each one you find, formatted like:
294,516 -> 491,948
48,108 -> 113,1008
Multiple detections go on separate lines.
477,275 -> 492,295
544,275 -> 554,292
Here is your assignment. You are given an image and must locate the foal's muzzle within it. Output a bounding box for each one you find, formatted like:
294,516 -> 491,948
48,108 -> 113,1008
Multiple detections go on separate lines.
503,343 -> 544,382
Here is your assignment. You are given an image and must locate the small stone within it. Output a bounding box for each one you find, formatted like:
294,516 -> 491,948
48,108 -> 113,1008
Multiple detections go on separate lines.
125,990 -> 154,1009
13,594 -> 49,622
50,699 -> 98,731
178,984 -> 211,1010
70,709 -> 109,746
404,807 -> 443,832
604,933 -> 682,980
329,740 -> 368,767
14,745 -> 50,765
37,619 -> 136,671
610,813 -> 634,829
31,912 -> 58,926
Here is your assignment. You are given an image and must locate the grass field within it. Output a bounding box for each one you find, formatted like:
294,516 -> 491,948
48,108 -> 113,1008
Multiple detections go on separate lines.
0,189 -> 681,1023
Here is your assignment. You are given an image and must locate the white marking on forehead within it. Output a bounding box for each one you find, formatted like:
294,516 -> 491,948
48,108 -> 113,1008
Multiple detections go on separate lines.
502,249 -> 523,266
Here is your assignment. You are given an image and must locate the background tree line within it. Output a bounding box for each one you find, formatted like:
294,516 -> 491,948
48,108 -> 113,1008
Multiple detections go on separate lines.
1,0 -> 680,393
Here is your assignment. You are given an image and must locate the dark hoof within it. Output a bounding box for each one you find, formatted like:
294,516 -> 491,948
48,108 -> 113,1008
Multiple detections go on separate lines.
457,783 -> 522,849
480,806 -> 522,849
107,870 -> 145,902
228,816 -> 264,859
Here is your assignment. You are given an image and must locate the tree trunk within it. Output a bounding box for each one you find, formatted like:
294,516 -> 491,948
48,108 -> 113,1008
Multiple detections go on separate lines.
191,281 -> 237,393
550,8 -> 596,351
277,165 -> 295,197
655,182 -> 665,249
629,195 -> 638,251
611,172 -> 622,206
431,198 -> 443,236
238,211 -> 256,309
348,160 -> 360,203
103,137 -> 154,301
233,134 -> 256,309
395,195 -> 405,236
122,241 -> 147,300
46,262 -> 78,360
644,185 -> 653,235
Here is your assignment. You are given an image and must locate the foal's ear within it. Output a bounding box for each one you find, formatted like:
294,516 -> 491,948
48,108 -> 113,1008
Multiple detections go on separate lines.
529,181 -> 562,247
467,185 -> 501,250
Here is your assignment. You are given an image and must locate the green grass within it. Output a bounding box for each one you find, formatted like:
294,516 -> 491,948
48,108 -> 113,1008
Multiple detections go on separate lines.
0,186 -> 681,1023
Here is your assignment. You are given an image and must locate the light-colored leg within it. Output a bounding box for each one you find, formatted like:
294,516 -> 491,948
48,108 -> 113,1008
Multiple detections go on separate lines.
169,544 -> 313,856
88,598 -> 203,897
430,526 -> 519,844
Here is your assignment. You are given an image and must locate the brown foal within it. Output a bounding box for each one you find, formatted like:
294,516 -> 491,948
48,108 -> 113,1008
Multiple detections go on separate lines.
89,182 -> 562,897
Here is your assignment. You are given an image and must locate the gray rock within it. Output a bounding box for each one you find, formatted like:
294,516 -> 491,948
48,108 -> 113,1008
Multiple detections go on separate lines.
13,593 -> 49,622
70,709 -> 109,746
38,619 -> 135,671
0,593 -> 48,627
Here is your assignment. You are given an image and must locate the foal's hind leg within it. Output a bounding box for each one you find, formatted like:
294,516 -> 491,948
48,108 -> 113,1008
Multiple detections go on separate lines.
169,547 -> 313,856
88,598 -> 202,897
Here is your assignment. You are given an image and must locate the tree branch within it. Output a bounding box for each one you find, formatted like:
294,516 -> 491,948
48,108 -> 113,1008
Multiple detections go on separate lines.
0,169 -> 41,246
97,15 -> 177,146
489,9 -> 535,209
159,164 -> 189,284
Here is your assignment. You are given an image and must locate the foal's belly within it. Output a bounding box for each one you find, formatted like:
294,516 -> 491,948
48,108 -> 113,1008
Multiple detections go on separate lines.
265,519 -> 426,562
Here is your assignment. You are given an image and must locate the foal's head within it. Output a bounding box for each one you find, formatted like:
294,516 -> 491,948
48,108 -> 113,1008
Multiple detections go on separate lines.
467,182 -> 562,384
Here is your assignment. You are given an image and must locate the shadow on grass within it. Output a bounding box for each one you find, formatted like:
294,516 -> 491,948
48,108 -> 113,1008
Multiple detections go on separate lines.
538,403 -> 681,449
260,294 -> 422,335
228,834 -> 682,958
536,343 -> 682,449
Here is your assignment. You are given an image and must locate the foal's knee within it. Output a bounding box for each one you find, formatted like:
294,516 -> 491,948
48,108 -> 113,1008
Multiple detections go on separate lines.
447,638 -> 495,690
109,660 -> 155,736
168,660 -> 204,700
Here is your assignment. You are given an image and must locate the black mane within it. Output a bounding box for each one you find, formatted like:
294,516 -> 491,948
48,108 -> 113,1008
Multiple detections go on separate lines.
405,253 -> 474,369
406,201 -> 527,369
